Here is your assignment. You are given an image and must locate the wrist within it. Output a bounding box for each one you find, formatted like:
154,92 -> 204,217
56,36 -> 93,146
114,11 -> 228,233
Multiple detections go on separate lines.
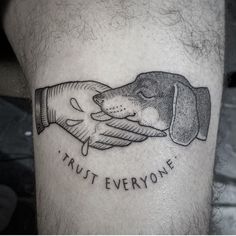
35,87 -> 50,134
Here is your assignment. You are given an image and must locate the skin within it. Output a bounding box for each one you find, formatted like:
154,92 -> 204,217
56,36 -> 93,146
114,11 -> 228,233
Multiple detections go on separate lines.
2,0 -> 224,234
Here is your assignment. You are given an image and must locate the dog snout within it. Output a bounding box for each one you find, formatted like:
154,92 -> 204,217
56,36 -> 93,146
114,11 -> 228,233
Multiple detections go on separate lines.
93,94 -> 105,106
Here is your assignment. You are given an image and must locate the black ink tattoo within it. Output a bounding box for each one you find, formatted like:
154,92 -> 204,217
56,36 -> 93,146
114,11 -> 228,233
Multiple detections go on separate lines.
62,153 -> 99,185
93,72 -> 211,146
60,152 -> 177,191
35,71 -> 211,155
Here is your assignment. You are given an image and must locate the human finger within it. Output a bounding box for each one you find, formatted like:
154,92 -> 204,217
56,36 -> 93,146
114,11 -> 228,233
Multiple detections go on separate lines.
101,125 -> 148,142
106,119 -> 167,137
91,142 -> 112,150
92,81 -> 111,93
97,135 -> 131,147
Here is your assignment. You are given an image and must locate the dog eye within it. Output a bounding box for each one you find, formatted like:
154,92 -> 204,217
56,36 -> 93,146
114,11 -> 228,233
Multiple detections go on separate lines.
137,91 -> 155,99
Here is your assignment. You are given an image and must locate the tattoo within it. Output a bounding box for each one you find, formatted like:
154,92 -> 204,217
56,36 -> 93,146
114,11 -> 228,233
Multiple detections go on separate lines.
35,71 -> 211,156
60,152 -> 177,191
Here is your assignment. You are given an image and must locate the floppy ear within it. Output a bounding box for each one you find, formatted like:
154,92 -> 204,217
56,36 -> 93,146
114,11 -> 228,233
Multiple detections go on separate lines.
193,87 -> 211,141
169,83 -> 199,146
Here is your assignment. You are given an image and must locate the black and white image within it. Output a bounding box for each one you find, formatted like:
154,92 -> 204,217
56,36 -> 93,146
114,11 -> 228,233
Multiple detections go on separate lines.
35,71 -> 211,156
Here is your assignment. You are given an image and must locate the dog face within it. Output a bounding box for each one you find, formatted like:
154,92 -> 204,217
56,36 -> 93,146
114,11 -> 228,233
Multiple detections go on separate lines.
93,72 -> 210,146
93,72 -> 180,130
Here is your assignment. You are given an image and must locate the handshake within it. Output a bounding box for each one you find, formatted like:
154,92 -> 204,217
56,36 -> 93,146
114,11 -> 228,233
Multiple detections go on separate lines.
35,81 -> 166,156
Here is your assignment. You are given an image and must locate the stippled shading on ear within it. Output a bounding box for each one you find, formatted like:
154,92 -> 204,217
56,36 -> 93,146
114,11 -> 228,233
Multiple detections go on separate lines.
170,83 -> 199,146
193,87 -> 211,140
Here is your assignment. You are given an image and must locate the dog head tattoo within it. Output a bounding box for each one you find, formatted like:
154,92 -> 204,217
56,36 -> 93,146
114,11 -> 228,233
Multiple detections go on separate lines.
35,71 -> 210,156
93,72 -> 211,146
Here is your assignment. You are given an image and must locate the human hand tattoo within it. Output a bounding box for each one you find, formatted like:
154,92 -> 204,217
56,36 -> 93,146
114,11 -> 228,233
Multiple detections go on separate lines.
35,80 -> 166,156
35,71 -> 211,156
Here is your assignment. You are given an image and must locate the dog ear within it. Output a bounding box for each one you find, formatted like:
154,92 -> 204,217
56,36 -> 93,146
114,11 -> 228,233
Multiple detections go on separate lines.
193,87 -> 211,141
169,83 -> 199,146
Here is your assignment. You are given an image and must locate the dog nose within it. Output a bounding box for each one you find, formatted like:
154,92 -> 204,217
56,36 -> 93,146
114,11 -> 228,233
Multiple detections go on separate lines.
93,94 -> 105,106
